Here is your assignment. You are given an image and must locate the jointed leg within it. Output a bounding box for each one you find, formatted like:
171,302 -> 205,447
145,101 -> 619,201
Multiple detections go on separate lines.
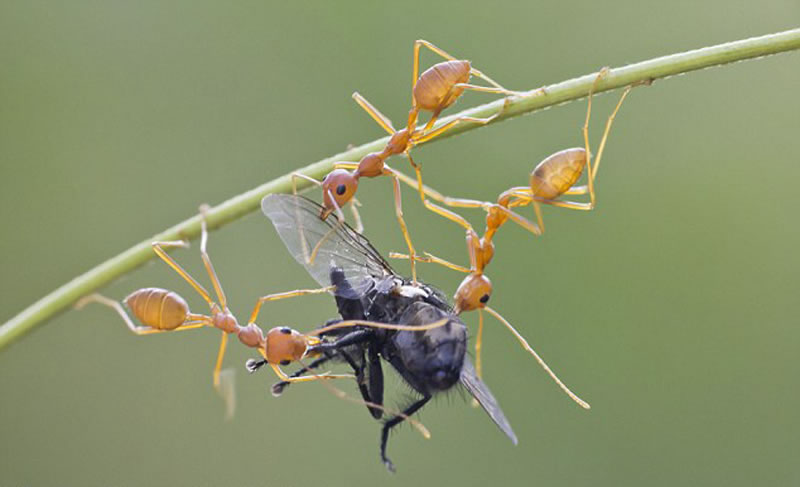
380,393 -> 432,473
269,363 -> 353,383
291,172 -> 322,192
389,251 -> 470,274
484,306 -> 590,410
352,92 -> 396,135
388,172 -> 418,284
384,165 -> 451,205
349,198 -> 364,233
269,355 -> 335,396
496,205 -> 542,236
416,109 -> 504,143
212,332 -> 228,388
475,308 -> 485,379
306,189 -> 349,265
211,332 -> 236,420
423,200 -> 475,233
198,205 -> 227,310
248,286 -> 336,324
590,85 -> 633,181
151,240 -> 215,307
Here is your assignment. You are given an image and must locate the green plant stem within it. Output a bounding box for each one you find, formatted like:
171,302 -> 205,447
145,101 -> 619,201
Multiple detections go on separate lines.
2,28 -> 799,351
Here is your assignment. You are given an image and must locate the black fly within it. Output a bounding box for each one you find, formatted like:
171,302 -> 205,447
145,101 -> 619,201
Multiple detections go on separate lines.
256,194 -> 517,472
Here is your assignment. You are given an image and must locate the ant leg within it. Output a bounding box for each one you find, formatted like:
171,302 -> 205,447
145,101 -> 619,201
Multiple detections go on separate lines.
349,199 -> 364,233
582,67 -> 610,206
306,189 -> 349,265
404,152 -> 426,203
475,308 -> 485,378
388,251 -> 471,274
197,205 -> 227,309
386,170 -> 418,284
269,363 -> 353,383
384,166 -> 454,206
291,172 -> 322,195
311,318 -> 450,336
590,85 -> 633,182
333,162 -> 358,170
352,92 -> 396,134
212,332 -> 228,388
270,355 -> 334,396
248,286 -> 336,324
151,240 -> 215,308
484,306 -> 591,410
423,200 -> 474,232
415,109 -> 504,143
496,205 -> 542,236
211,332 -> 236,419
75,293 -> 208,334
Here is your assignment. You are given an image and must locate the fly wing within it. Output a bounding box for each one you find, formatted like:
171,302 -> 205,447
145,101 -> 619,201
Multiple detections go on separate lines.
460,358 -> 518,445
261,194 -> 395,297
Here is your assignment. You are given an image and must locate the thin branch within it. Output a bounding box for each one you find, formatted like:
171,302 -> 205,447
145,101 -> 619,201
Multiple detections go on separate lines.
2,28 -> 799,351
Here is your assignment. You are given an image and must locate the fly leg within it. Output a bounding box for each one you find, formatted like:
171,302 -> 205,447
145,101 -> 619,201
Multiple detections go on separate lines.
380,394 -> 431,473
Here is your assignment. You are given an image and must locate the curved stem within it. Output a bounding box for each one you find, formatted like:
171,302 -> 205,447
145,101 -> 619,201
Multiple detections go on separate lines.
2,28 -> 799,351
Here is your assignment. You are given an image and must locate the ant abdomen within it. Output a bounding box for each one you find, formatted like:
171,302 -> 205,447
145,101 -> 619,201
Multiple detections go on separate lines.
413,60 -> 471,111
530,148 -> 587,200
124,287 -> 189,331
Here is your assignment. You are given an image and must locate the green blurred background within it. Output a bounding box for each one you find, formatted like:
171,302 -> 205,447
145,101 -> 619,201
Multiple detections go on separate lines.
1,1 -> 799,485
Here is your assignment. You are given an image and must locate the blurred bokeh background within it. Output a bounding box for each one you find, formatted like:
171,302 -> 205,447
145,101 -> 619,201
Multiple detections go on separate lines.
1,1 -> 798,485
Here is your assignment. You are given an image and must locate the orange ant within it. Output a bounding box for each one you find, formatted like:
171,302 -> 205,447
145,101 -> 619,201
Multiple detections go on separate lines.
294,40 -> 532,284
391,73 -> 639,409
76,206 -> 448,418
414,68 -> 636,236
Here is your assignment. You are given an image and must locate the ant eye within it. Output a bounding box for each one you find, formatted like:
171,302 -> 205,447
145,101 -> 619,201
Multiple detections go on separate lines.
280,359 -> 291,366
336,184 -> 347,195
479,294 -> 490,304
280,327 -> 292,334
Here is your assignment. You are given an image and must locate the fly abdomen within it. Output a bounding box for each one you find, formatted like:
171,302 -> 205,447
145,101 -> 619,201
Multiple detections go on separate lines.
124,287 -> 189,331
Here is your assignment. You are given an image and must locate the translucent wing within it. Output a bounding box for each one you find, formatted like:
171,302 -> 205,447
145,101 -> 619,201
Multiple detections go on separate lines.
262,194 -> 395,297
460,358 -> 518,445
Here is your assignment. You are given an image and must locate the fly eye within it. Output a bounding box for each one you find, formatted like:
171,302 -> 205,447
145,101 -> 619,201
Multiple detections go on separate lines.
479,294 -> 490,304
280,359 -> 291,366
336,184 -> 347,195
280,327 -> 292,334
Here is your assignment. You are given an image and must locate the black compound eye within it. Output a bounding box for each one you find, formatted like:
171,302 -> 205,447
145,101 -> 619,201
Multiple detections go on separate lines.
280,327 -> 292,334
336,184 -> 347,195
479,294 -> 490,304
280,360 -> 291,366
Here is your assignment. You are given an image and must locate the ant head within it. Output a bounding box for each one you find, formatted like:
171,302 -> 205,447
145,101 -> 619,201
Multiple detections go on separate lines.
454,273 -> 493,313
264,326 -> 318,366
322,169 -> 359,213
355,153 -> 384,178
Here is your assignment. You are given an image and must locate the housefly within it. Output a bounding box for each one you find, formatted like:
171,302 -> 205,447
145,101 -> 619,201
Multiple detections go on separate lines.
259,193 -> 517,472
